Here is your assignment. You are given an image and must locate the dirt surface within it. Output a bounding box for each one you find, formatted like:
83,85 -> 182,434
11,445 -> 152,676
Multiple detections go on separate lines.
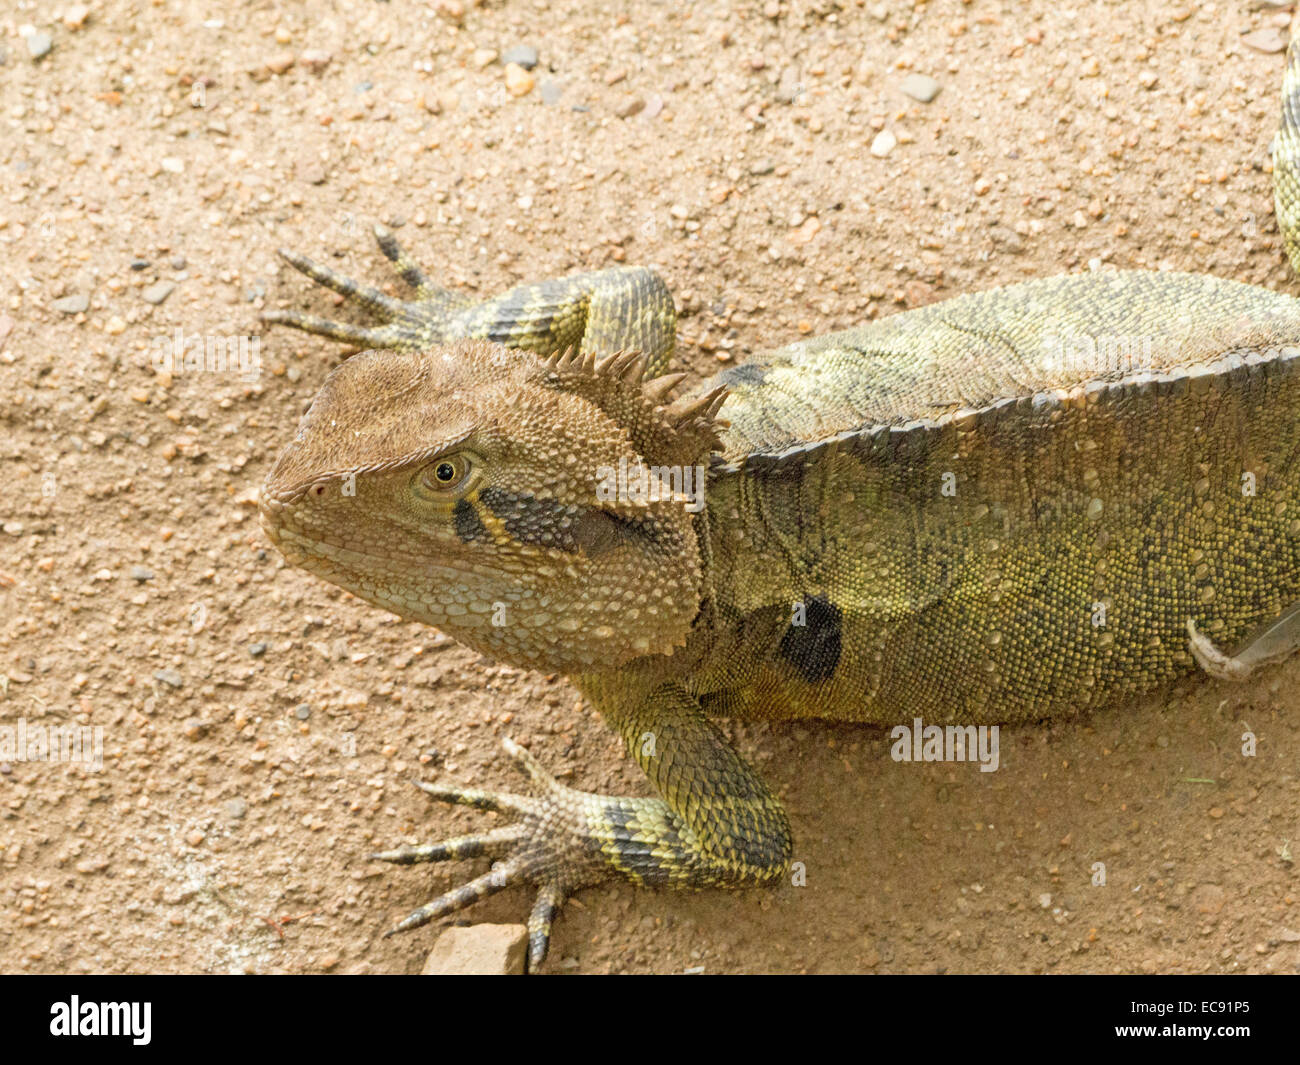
1,0 -> 1298,975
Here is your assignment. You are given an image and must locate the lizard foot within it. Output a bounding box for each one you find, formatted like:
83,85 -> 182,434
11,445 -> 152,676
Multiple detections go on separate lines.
1187,603 -> 1300,682
372,738 -> 613,971
262,225 -> 469,350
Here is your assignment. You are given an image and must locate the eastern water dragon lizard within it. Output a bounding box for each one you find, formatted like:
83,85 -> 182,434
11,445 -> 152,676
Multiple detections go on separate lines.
258,35 -> 1300,970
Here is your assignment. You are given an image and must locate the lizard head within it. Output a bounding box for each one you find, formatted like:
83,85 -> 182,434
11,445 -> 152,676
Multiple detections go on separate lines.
259,339 -> 728,673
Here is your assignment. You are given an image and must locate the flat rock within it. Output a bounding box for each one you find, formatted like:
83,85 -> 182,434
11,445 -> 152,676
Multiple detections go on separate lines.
1242,27 -> 1286,55
52,294 -> 89,315
153,668 -> 184,689
501,45 -> 538,70
24,30 -> 53,61
142,281 -> 176,305
421,923 -> 527,975
901,73 -> 941,103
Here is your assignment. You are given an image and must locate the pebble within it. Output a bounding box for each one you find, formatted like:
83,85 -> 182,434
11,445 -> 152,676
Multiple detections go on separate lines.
294,704 -> 312,720
870,129 -> 897,157
142,281 -> 176,305
472,48 -> 499,70
63,6 -> 90,30
52,294 -> 90,315
539,79 -> 563,105
617,96 -> 646,119
153,669 -> 184,689
776,66 -> 802,104
297,162 -> 327,186
789,216 -> 822,245
161,157 -> 184,174
421,924 -> 527,975
22,29 -> 53,61
171,255 -> 186,270
435,0 -> 466,24
501,45 -> 539,70
505,63 -> 534,97
249,642 -> 268,657
901,73 -> 941,103
182,718 -> 207,740
1242,27 -> 1287,54
130,566 -> 154,582
224,798 -> 248,820
300,49 -> 332,74
130,259 -> 150,271
267,52 -> 295,75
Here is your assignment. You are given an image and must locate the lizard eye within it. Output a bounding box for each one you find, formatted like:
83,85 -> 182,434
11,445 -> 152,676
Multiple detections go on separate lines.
422,455 -> 469,492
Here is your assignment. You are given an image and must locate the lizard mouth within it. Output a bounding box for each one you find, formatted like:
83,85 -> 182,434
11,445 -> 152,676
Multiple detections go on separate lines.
257,495 -> 298,559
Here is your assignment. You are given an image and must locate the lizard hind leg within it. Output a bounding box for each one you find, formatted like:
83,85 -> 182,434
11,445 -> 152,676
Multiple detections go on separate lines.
1186,600 -> 1300,681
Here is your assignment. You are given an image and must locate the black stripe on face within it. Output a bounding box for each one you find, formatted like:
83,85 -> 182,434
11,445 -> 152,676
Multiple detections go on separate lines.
480,485 -> 584,552
778,594 -> 843,683
479,485 -> 652,556
453,498 -> 488,544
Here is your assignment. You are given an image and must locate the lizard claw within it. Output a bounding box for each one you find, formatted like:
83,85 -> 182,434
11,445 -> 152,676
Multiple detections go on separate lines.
262,228 -> 471,352
372,738 -> 608,971
1186,617 -> 1252,681
1187,604 -> 1300,683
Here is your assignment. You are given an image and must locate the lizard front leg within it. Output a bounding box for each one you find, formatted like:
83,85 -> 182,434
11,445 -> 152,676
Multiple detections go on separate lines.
263,224 -> 677,376
373,681 -> 792,970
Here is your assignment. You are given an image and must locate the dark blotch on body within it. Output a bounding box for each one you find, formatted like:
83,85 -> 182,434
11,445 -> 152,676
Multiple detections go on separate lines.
779,594 -> 843,683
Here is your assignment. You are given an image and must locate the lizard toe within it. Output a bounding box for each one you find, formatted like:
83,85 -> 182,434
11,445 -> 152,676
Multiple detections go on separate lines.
373,740 -> 615,968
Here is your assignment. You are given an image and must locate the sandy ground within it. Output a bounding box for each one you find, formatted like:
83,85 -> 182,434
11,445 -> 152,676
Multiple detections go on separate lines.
1,0 -> 1298,974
